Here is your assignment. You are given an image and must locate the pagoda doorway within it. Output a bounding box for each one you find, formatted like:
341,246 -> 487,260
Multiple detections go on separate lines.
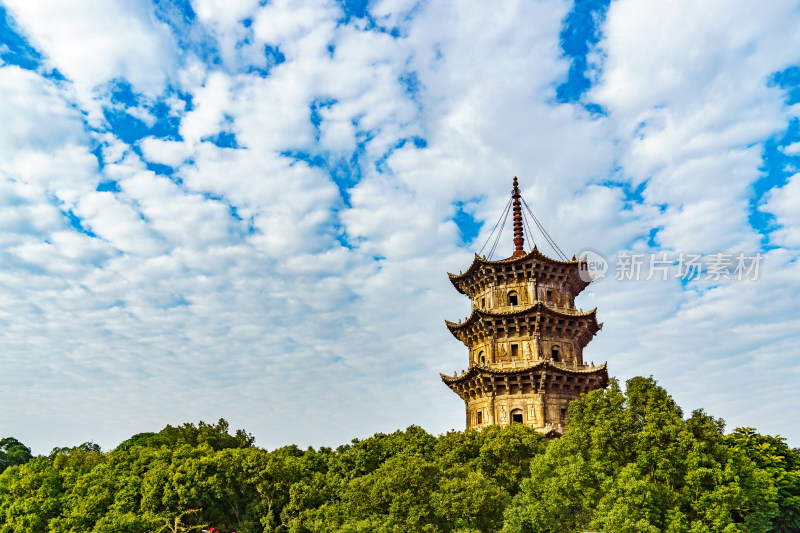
510,408 -> 523,424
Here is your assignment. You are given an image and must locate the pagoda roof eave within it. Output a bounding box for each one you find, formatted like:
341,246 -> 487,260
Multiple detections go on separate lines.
440,360 -> 608,385
447,247 -> 583,289
446,302 -> 599,333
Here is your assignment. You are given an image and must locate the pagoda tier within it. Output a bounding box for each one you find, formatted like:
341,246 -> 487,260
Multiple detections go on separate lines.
441,361 -> 608,403
445,302 -> 600,369
440,360 -> 608,433
447,247 -> 590,302
446,302 -> 600,347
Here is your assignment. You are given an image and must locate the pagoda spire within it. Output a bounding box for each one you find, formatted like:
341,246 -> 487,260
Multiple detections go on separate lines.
511,177 -> 525,257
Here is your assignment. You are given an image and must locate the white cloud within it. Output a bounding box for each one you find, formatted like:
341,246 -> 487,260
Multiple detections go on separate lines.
74,189 -> 167,257
120,169 -> 241,248
783,141 -> 800,156
0,66 -> 87,154
188,0 -> 263,70
763,173 -> 800,247
140,137 -> 195,167
1,0 -> 799,455
3,0 -> 176,95
591,0 -> 800,251
179,71 -> 233,143
252,0 -> 340,47
192,0 -> 261,27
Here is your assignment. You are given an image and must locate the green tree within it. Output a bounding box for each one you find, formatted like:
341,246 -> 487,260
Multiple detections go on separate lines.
0,457 -> 64,533
1,399 -> 791,533
324,454 -> 443,532
433,423 -> 547,495
249,445 -> 328,531
727,427 -> 800,533
431,468 -> 509,532
474,424 -> 547,495
0,438 -> 33,474
292,426 -> 510,533
90,510 -> 161,533
115,419 -> 254,452
502,377 -> 778,533
0,421 -> 259,533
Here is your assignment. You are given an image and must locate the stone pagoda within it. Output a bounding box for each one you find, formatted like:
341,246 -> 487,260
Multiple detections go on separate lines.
441,178 -> 608,433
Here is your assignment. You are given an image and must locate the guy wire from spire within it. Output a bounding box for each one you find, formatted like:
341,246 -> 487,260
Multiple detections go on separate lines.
521,196 -> 568,261
474,180 -> 567,261
530,209 -> 567,261
521,206 -> 535,252
488,203 -> 510,260
514,178 -> 535,253
477,197 -> 513,257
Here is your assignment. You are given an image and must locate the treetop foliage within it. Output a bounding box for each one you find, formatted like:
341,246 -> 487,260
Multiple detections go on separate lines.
727,427 -> 800,533
114,418 -> 256,453
0,439 -> 32,475
1,380 -> 797,533
502,377 -> 785,533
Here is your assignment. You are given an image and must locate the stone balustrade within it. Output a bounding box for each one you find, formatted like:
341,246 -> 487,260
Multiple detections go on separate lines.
484,359 -> 595,371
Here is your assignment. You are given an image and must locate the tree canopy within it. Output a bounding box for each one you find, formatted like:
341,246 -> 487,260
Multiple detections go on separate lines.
502,377 -> 780,533
1,379 -> 796,533
0,438 -> 32,475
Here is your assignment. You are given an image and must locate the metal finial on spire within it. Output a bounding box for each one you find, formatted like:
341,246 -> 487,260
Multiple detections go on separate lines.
511,177 -> 525,257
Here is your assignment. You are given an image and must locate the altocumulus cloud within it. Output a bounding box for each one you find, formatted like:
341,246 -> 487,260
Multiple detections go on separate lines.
0,0 -> 799,453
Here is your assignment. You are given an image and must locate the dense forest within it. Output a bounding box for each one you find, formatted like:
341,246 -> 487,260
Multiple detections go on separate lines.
1,377 -> 798,533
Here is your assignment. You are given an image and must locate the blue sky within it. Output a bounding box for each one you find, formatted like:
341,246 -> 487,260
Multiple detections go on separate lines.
1,0 -> 800,454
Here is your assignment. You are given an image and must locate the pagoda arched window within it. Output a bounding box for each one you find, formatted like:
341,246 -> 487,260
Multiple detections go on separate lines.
479,351 -> 486,364
551,345 -> 560,361
510,408 -> 524,424
507,290 -> 518,306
